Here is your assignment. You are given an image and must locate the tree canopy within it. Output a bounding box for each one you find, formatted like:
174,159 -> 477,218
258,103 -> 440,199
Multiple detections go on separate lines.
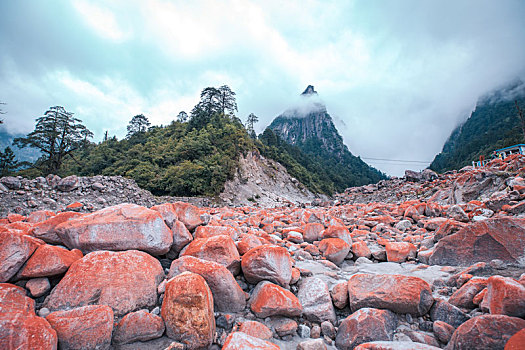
14,106 -> 93,174
126,114 -> 151,138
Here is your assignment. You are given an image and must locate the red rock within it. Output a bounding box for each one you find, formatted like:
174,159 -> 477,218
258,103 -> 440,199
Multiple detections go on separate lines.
354,341 -> 441,349
433,320 -> 454,344
0,283 -> 57,349
473,288 -> 487,305
150,203 -> 179,228
0,230 -> 40,282
168,256 -> 246,312
348,273 -> 434,316
352,240 -> 372,259
269,317 -> 298,337
56,203 -> 173,255
7,213 -> 25,223
321,225 -> 352,245
18,245 -> 83,278
241,245 -> 293,287
171,202 -> 204,230
236,320 -> 273,340
447,315 -> 525,350
170,219 -> 193,255
433,219 -> 466,242
505,328 -> 525,350
181,235 -> 241,275
448,278 -> 488,309
290,267 -> 301,284
335,308 -> 398,350
331,281 -> 349,309
113,309 -> 165,345
236,234 -> 266,255
318,238 -> 351,265
26,277 -> 51,297
484,275 -> 525,317
222,332 -> 280,350
27,210 -> 55,223
46,305 -> 113,350
429,218 -> 525,266
161,272 -> 215,349
298,277 -> 336,323
384,242 -> 417,262
304,223 -> 324,242
194,225 -> 238,240
30,211 -> 83,244
44,250 -> 164,316
249,281 -> 302,318
65,202 -> 83,211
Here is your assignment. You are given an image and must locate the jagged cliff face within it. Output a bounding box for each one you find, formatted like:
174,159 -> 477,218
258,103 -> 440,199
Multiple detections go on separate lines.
266,85 -> 386,190
269,85 -> 347,159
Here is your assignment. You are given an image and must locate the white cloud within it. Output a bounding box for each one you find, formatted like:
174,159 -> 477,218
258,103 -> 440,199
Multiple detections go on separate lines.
73,0 -> 131,42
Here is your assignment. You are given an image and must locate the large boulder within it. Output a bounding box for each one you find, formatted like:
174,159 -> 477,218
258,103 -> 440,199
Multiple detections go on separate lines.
348,273 -> 434,316
241,245 -> 293,287
171,202 -> 204,231
180,235 -> 241,275
46,305 -> 113,350
168,256 -> 246,312
335,308 -> 398,350
318,238 -> 351,265
0,230 -> 40,282
430,218 -> 525,266
17,245 -> 83,279
447,315 -> 525,350
161,272 -> 215,350
30,211 -> 83,245
298,277 -> 336,323
56,203 -> 173,255
44,250 -> 164,316
249,281 -> 302,318
483,275 -> 525,317
384,242 -> 417,262
0,283 -> 57,349
448,278 -> 488,309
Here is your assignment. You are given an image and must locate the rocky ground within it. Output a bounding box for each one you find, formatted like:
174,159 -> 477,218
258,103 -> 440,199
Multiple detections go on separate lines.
1,155 -> 525,350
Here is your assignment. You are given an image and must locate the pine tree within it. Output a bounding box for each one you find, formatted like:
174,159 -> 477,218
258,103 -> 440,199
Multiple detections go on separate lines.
0,146 -> 18,176
126,114 -> 151,138
13,106 -> 93,174
246,113 -> 258,138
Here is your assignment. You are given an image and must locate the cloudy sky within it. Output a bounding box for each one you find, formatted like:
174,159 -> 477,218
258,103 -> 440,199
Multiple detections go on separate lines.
1,0 -> 524,176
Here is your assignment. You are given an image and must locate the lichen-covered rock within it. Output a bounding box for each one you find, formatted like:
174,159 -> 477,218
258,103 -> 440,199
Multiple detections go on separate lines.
17,245 -> 83,278
0,283 -> 57,350
335,308 -> 398,350
180,235 -> 241,275
483,275 -> 525,317
430,218 -> 525,266
348,273 -> 434,316
298,277 -> 336,323
168,256 -> 246,312
161,272 -> 215,349
0,230 -> 40,282
249,281 -> 302,318
222,332 -> 280,350
318,238 -> 351,265
44,250 -> 164,316
56,203 -> 173,255
241,245 -> 293,287
46,305 -> 113,350
112,310 -> 165,345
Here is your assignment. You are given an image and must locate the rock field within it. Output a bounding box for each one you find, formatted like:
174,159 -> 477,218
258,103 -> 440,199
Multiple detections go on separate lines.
1,154 -> 525,349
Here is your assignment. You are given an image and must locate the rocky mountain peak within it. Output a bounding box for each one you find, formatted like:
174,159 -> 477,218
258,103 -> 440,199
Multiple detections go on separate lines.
301,85 -> 317,96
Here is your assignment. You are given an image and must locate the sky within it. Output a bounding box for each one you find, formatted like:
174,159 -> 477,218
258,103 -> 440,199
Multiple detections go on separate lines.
1,0 -> 524,176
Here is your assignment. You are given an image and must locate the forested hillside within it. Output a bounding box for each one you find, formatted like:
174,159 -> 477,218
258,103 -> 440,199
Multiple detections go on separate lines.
430,81 -> 525,172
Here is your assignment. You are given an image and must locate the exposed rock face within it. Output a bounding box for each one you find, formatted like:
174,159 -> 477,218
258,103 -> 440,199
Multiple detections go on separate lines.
220,150 -> 317,207
44,250 -> 164,316
161,272 -> 215,350
348,274 -> 434,316
55,203 -> 173,256
430,218 -> 525,266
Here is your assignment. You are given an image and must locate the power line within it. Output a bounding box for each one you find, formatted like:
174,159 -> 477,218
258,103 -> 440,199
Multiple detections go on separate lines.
361,157 -> 431,164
